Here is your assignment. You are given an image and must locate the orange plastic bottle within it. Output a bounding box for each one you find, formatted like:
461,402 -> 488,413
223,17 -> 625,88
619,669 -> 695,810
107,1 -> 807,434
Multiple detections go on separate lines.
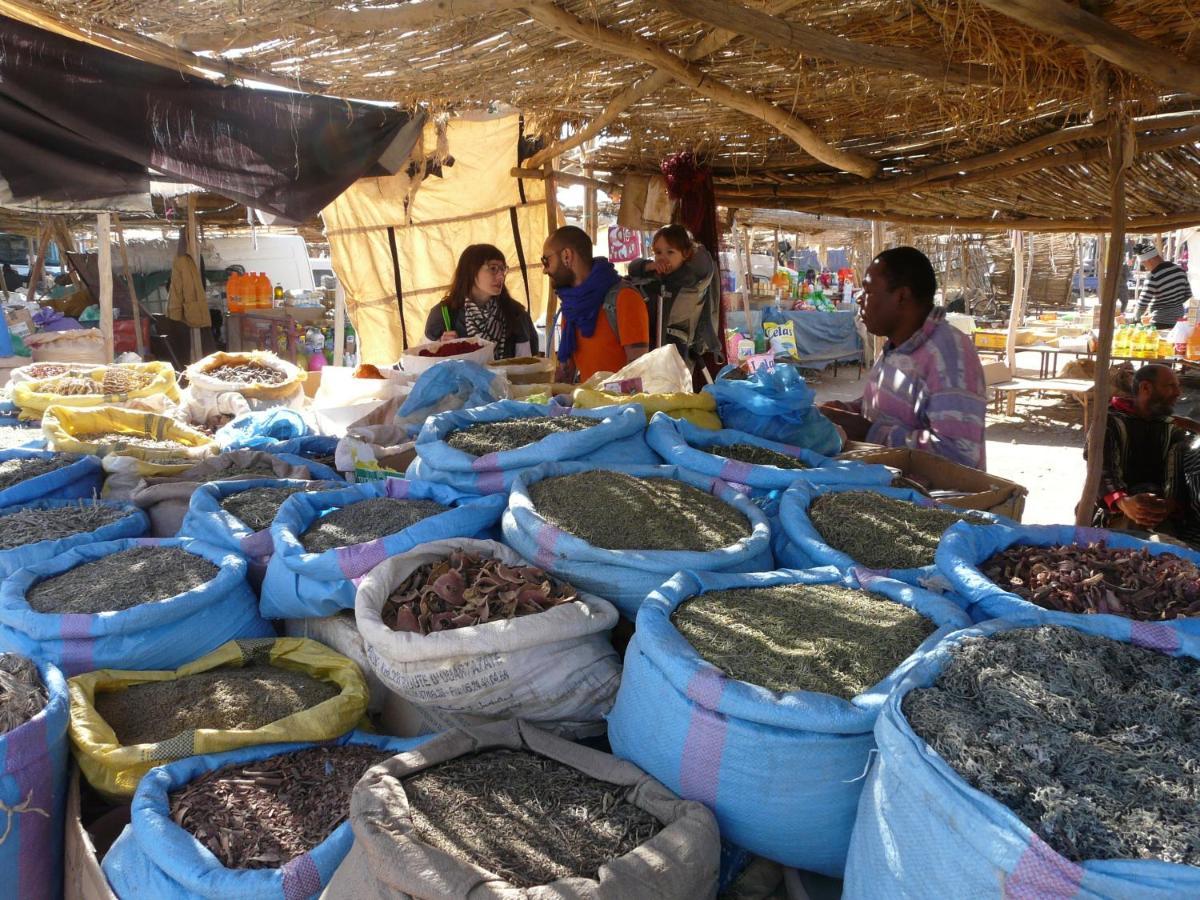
1187,323 -> 1200,361
227,273 -> 243,314
256,273 -> 271,310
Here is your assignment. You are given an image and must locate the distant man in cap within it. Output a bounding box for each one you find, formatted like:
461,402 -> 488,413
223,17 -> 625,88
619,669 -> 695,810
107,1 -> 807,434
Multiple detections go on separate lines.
1132,242 -> 1192,330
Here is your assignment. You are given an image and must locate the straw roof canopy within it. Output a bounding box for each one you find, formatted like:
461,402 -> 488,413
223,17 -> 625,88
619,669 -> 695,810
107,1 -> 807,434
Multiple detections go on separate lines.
4,0 -> 1199,232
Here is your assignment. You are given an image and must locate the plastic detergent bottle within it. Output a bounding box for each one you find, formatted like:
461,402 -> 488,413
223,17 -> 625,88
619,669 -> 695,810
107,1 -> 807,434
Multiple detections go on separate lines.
226,273 -> 243,314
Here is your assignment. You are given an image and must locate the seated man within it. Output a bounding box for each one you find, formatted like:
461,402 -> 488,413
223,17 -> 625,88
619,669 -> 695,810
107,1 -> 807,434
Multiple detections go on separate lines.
1091,363 -> 1200,544
821,246 -> 987,470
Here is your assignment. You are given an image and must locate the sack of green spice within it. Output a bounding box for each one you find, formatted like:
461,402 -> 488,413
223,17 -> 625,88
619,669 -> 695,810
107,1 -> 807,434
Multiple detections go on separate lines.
0,537 -> 272,675
0,497 -> 148,578
407,399 -> 658,494
936,520 -> 1200,631
355,538 -> 621,738
502,462 -> 774,618
607,566 -> 970,877
68,637 -> 370,799
324,719 -> 721,900
0,448 -> 102,509
842,612 -> 1200,899
261,478 -> 507,619
102,729 -> 430,900
777,482 -> 1007,593
645,412 -> 893,494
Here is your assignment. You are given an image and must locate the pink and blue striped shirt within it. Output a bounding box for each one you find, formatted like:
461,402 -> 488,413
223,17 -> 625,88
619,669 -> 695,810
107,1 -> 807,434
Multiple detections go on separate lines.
849,308 -> 987,469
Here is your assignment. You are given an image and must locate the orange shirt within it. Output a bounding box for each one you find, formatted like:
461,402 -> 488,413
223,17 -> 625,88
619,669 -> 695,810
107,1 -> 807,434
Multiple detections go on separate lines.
571,287 -> 649,382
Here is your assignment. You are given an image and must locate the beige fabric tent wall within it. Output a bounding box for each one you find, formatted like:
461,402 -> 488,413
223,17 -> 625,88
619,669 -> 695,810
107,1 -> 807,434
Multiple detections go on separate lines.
323,113 -> 550,365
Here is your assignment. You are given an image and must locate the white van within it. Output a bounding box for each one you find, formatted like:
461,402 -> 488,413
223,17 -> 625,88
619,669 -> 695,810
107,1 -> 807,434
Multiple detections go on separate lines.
206,235 -> 316,292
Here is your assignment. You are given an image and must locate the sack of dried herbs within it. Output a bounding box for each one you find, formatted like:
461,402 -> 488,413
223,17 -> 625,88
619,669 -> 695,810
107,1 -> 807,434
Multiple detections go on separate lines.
282,613 -> 390,714
180,478 -> 345,588
0,537 -> 272,675
13,360 -> 181,420
323,720 -> 721,900
502,462 -> 774,618
355,538 -> 621,738
408,399 -> 658,494
777,482 -> 1005,592
68,637 -> 370,799
130,450 -> 316,538
607,566 -> 970,877
843,614 -> 1200,899
0,497 -> 148,578
0,448 -> 102,510
261,478 -> 507,619
0,654 -> 70,900
646,412 -> 893,495
42,403 -> 218,463
937,520 -> 1200,630
102,729 -> 428,900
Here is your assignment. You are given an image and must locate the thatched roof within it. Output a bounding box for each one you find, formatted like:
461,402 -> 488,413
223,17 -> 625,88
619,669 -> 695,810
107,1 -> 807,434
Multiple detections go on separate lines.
3,0 -> 1199,232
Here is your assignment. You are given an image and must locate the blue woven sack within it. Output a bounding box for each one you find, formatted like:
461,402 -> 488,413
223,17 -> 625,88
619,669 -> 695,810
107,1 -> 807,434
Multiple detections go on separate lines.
408,400 -> 657,494
0,449 -> 102,509
0,656 -> 68,900
260,479 -> 506,618
265,435 -> 343,481
844,611 -> 1200,899
607,566 -> 971,876
703,364 -> 842,456
0,498 -> 148,578
0,537 -> 271,675
501,462 -> 774,619
937,520 -> 1200,632
777,482 -> 1006,593
215,408 -> 311,450
103,730 -> 429,900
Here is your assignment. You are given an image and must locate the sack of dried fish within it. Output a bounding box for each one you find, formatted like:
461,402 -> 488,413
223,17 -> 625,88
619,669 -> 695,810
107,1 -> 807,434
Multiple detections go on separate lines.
181,478 -> 344,587
356,538 -> 620,738
262,435 -> 343,481
646,412 -> 894,495
0,448 -> 101,509
0,654 -> 69,899
68,637 -> 369,799
843,615 -> 1200,899
42,404 -> 218,464
13,361 -> 180,420
608,567 -> 970,877
0,497 -> 147,578
261,479 -> 507,619
0,537 -> 271,675
502,462 -> 773,618
937,520 -> 1200,629
102,730 -> 428,900
408,400 -> 658,494
185,350 -> 306,410
777,483 -> 1003,592
130,451 -> 316,538
324,720 -> 720,900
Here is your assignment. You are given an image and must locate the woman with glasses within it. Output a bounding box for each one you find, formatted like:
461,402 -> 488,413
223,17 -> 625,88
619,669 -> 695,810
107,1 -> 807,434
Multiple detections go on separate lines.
423,243 -> 538,360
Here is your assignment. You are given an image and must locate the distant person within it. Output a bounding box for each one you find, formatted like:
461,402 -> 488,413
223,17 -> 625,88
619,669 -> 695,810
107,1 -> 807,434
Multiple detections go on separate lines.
543,225 -> 648,383
1132,243 -> 1191,329
1,263 -> 21,292
1090,363 -> 1200,545
424,244 -> 537,360
820,246 -> 987,469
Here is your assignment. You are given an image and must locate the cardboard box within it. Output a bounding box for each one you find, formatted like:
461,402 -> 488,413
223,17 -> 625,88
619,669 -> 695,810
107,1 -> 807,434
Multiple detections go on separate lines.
4,307 -> 34,338
836,446 -> 1027,522
64,768 -> 119,900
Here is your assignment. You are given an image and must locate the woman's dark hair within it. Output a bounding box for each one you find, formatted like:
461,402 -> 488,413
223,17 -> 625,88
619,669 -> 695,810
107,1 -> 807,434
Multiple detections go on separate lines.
652,224 -> 695,255
441,244 -> 525,337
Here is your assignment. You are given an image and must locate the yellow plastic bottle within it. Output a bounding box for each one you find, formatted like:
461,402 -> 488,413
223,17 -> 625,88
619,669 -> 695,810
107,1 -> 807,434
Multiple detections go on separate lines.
1114,325 -> 1130,357
1188,324 -> 1200,361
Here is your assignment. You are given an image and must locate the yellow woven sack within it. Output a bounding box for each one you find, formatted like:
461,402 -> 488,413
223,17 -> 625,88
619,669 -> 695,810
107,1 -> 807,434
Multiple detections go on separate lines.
573,388 -> 723,430
42,405 -> 217,463
67,637 -> 370,799
13,362 -> 181,420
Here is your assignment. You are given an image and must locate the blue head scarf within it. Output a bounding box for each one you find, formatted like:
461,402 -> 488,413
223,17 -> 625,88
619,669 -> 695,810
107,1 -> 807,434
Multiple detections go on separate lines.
555,257 -> 620,363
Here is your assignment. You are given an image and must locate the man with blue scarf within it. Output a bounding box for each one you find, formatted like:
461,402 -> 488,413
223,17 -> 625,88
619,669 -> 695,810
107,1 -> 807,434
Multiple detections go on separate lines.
544,225 -> 649,383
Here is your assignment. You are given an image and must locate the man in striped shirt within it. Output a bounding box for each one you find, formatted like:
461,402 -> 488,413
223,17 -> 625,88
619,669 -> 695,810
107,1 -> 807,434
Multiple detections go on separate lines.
1133,243 -> 1191,329
820,247 -> 988,470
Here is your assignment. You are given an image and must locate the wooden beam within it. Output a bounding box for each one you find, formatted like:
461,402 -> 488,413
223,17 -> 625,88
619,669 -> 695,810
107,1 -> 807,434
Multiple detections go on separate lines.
96,213 -> 114,363
511,167 -> 619,193
976,0 -> 1200,97
543,162 -> 560,358
661,0 -> 989,86
524,1 -> 879,178
522,0 -> 802,170
24,228 -> 50,304
112,214 -> 146,358
1004,230 -> 1027,376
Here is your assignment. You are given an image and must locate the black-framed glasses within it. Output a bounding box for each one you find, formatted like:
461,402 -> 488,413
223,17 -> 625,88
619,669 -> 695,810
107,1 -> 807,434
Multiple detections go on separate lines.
484,263 -> 508,276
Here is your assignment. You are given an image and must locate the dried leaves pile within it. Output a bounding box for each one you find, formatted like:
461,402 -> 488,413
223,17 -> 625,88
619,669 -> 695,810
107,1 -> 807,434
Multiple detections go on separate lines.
906,625 -> 1200,865
707,443 -> 808,470
27,546 -> 218,614
219,486 -> 313,532
0,653 -> 47,736
170,745 -> 391,869
299,498 -> 448,553
381,551 -> 577,635
982,543 -> 1200,621
32,367 -> 154,396
445,416 -> 597,456
0,455 -> 75,491
0,502 -> 127,550
204,362 -> 288,385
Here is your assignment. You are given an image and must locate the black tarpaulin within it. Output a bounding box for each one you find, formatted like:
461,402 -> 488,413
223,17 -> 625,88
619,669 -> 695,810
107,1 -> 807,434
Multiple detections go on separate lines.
0,15 -> 425,223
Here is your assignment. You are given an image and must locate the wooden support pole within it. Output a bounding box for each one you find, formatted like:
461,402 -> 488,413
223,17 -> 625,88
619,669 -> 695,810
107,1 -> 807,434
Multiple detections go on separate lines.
1005,230 -> 1027,379
333,281 -> 346,367
24,227 -> 50,304
524,1 -> 879,178
96,213 -> 114,363
1075,232 -> 1084,305
543,163 -> 560,358
1078,120 -> 1128,526
111,213 -> 146,358
185,195 -> 203,364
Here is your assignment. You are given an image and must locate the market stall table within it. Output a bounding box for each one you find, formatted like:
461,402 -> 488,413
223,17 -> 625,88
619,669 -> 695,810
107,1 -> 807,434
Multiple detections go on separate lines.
726,307 -> 863,375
